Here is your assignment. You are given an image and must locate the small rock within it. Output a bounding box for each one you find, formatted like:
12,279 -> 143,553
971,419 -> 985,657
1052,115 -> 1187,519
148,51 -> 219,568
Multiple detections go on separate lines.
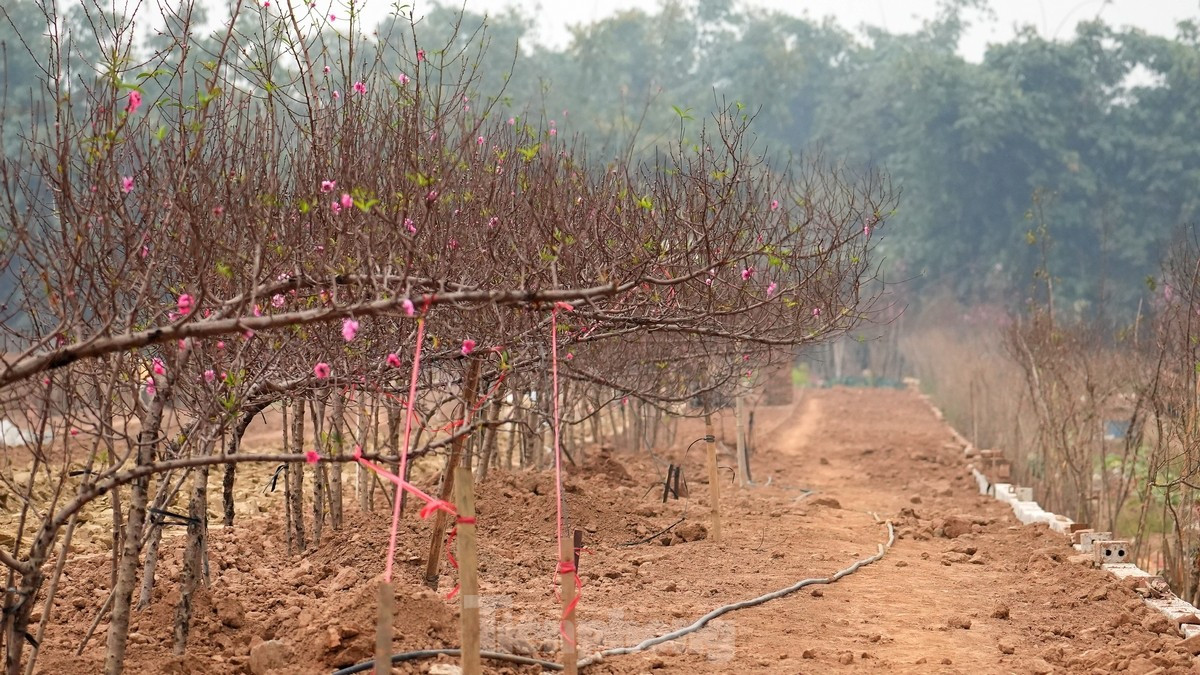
811,496 -> 841,509
941,515 -> 973,539
838,652 -> 853,665
1028,658 -> 1053,674
941,657 -> 953,665
811,589 -> 823,598
801,649 -> 816,659
328,567 -> 359,592
946,616 -> 971,630
674,522 -> 708,542
1142,613 -> 1173,634
910,495 -> 923,504
915,657 -> 927,664
429,665 -> 462,675
991,604 -> 1009,620
819,457 -> 830,465
998,640 -> 1015,655
249,639 -> 289,675
896,560 -> 908,567
215,597 -> 246,629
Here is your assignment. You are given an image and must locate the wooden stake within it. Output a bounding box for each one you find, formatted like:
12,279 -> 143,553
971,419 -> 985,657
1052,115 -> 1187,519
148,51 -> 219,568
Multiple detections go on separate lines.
454,467 -> 480,675
735,395 -> 751,486
424,361 -> 481,588
374,581 -> 393,675
559,534 -> 578,675
704,413 -> 723,542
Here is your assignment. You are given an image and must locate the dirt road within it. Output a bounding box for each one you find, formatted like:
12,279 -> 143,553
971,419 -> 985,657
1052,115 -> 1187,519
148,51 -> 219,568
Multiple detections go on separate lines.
31,388 -> 1198,673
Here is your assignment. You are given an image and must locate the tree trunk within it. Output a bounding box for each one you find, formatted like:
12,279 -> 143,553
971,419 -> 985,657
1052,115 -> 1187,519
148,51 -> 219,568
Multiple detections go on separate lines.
103,380 -> 172,675
356,395 -> 372,512
172,459 -> 209,654
329,389 -> 345,529
223,402 -> 271,526
288,399 -> 307,552
310,397 -> 326,548
136,470 -> 179,610
422,361 -> 480,588
477,390 -> 503,482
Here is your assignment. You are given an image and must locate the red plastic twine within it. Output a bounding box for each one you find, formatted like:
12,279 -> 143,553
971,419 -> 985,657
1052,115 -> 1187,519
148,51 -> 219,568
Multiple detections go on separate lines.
383,298 -> 432,582
550,301 -> 580,644
443,516 -> 477,600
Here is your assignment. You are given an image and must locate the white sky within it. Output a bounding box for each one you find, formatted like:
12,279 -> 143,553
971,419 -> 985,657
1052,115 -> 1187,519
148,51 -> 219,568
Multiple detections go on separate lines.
353,0 -> 1199,60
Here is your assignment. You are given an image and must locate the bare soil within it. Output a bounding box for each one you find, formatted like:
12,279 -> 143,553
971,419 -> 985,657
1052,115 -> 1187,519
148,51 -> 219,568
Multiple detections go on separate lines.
27,387 -> 1200,673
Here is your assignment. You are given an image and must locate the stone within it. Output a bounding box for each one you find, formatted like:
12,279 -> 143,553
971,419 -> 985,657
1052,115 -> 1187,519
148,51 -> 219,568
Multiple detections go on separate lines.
946,616 -> 972,630
941,515 -> 973,539
249,639 -> 289,675
991,604 -> 1010,620
998,640 -> 1016,655
1142,613 -> 1173,634
214,597 -> 246,629
429,665 -> 462,675
674,522 -> 708,542
838,652 -> 853,665
811,496 -> 841,509
801,649 -> 816,659
328,567 -> 359,592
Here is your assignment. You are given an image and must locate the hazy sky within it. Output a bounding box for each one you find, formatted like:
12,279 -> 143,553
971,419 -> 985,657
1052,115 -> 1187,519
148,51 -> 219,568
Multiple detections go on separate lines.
357,0 -> 1199,60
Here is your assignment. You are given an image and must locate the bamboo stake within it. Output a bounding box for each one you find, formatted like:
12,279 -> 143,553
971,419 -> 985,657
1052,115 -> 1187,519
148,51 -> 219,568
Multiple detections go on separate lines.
559,534 -> 578,675
374,582 -> 393,674
704,413 -> 723,542
735,395 -> 751,487
454,467 -> 480,675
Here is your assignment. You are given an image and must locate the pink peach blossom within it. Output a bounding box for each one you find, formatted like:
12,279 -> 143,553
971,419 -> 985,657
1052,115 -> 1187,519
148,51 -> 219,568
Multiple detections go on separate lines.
342,318 -> 359,341
313,362 -> 331,379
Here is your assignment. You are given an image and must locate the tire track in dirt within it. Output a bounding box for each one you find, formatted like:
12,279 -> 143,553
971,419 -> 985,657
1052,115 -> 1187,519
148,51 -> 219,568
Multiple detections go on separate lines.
640,387 -> 1197,673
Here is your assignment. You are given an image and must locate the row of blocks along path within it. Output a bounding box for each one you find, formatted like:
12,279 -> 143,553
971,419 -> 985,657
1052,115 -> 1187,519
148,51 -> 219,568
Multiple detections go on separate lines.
915,391 -> 1200,654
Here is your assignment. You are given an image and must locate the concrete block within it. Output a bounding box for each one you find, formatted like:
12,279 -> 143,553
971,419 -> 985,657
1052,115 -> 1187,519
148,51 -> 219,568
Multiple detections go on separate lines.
992,483 -> 1014,503
1013,501 -> 1046,525
1049,516 -> 1073,534
1014,486 -> 1034,502
1093,540 -> 1131,566
1078,531 -> 1112,551
1103,563 -> 1151,580
1068,522 -> 1091,534
1146,596 -> 1200,626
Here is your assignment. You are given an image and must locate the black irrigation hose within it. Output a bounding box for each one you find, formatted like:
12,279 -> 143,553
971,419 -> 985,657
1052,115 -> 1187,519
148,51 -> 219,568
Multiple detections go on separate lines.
330,648 -> 563,674
332,518 -> 895,674
578,519 -> 895,668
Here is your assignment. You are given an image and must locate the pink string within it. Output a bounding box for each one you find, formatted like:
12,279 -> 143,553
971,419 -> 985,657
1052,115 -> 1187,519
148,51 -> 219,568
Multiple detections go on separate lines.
550,301 -> 579,644
383,305 -> 429,582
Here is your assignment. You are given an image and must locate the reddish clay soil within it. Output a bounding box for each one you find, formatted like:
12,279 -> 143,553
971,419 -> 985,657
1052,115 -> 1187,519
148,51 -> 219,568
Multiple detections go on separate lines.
28,387 -> 1200,673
